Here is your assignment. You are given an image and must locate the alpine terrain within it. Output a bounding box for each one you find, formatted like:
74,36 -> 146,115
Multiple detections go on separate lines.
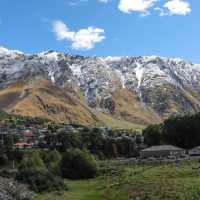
0,47 -> 200,129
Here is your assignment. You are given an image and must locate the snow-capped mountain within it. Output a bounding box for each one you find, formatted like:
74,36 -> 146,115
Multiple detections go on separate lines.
0,47 -> 200,128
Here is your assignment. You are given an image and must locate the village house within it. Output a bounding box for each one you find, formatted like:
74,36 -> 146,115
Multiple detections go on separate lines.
140,145 -> 186,158
14,142 -> 33,149
189,146 -> 200,156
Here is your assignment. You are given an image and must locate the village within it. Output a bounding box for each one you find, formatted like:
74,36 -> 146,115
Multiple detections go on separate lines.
1,112 -> 200,199
0,118 -> 144,156
1,122 -> 200,162
0,124 -> 48,149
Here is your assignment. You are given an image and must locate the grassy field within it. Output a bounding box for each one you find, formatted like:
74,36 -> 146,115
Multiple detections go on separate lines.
35,178 -> 104,200
35,160 -> 200,200
95,111 -> 144,131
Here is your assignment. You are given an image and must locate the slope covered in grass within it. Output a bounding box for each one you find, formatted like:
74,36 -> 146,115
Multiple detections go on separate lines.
35,160 -> 200,200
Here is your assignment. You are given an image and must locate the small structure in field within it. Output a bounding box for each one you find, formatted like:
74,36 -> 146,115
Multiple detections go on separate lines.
189,146 -> 200,156
22,130 -> 34,138
14,142 -> 33,149
140,145 -> 185,158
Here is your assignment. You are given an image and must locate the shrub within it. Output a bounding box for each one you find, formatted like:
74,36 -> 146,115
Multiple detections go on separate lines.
44,150 -> 61,163
143,124 -> 164,146
44,150 -> 62,176
61,149 -> 98,180
16,153 -> 64,192
0,153 -> 8,167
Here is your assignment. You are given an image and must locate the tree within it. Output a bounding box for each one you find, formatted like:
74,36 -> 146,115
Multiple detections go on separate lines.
44,150 -> 61,175
16,153 -> 64,192
60,149 -> 98,180
143,113 -> 200,149
163,114 -> 200,148
143,124 -> 164,146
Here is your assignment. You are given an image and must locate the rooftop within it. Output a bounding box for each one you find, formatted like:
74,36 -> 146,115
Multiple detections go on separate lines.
190,146 -> 200,150
141,145 -> 184,152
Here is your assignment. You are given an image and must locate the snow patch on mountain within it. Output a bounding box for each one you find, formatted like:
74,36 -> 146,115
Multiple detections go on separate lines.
103,56 -> 122,62
135,62 -> 144,98
69,64 -> 82,78
39,51 -> 60,62
135,62 -> 144,89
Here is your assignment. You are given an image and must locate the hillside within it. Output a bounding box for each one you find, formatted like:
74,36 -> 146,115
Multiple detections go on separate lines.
36,160 -> 200,200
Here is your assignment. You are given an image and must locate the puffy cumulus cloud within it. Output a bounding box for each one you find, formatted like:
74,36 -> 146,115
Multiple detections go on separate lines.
67,0 -> 192,17
52,20 -> 105,50
118,0 -> 158,15
113,0 -> 192,17
163,0 -> 191,16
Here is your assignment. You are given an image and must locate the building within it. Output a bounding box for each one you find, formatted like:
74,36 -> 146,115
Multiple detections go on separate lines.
189,146 -> 200,156
14,142 -> 33,149
22,130 -> 34,138
140,145 -> 185,158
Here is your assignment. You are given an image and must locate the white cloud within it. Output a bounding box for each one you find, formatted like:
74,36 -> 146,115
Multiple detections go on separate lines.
118,0 -> 158,15
52,20 -> 105,50
163,0 -> 191,16
68,1 -> 78,6
98,0 -> 109,3
67,0 -> 88,6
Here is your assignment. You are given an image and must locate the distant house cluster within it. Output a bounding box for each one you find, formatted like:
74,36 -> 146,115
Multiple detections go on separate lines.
0,125 -> 48,149
0,123 -> 137,145
2,122 -> 200,160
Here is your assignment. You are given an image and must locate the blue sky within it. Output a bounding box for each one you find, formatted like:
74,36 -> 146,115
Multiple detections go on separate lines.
0,0 -> 199,62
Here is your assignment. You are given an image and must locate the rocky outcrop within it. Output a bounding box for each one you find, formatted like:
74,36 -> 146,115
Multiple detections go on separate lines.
0,176 -> 35,200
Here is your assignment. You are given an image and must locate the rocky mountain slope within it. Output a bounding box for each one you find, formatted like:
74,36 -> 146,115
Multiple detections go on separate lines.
0,47 -> 200,128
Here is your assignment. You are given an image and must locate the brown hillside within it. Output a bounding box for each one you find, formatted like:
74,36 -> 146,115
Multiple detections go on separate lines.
0,79 -> 149,129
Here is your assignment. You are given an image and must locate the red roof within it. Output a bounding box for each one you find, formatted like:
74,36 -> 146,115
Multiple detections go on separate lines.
23,130 -> 34,137
14,142 -> 33,147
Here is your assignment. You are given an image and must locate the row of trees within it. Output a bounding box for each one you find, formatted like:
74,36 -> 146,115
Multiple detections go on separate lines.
45,128 -> 144,159
143,113 -> 200,149
16,149 -> 98,192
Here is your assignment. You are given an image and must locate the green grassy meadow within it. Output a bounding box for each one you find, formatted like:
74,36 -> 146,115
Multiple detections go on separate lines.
35,160 -> 200,200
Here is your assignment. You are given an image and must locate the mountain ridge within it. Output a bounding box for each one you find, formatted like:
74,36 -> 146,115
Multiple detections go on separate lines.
0,47 -> 200,129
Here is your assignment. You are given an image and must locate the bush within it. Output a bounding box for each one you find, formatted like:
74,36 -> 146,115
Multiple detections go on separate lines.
44,150 -> 61,163
143,124 -> 164,146
61,149 -> 98,180
16,153 -> 64,192
44,150 -> 62,176
0,153 -> 8,167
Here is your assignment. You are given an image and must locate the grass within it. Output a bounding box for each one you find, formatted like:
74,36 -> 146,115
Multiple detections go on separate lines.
66,179 -> 104,200
95,111 -> 144,131
35,178 -> 104,200
35,160 -> 200,200
106,160 -> 200,200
